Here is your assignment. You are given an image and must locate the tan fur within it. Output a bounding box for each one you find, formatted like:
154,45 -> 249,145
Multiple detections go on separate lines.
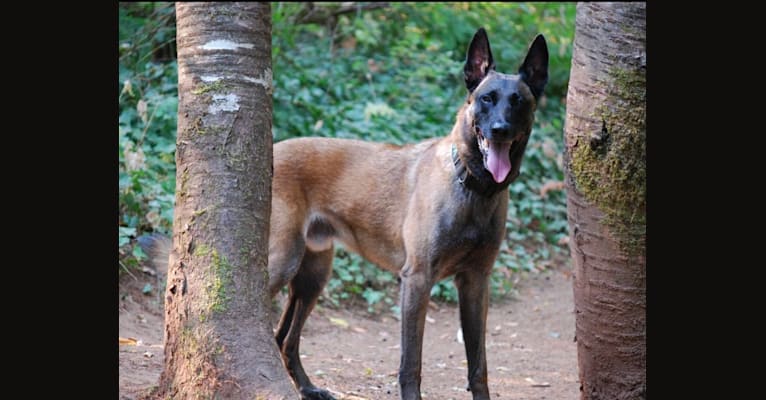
239,29 -> 544,400
139,28 -> 546,400
268,120 -> 510,400
267,132 -> 508,291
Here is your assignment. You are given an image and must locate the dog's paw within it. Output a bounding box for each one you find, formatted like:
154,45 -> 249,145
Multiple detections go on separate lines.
300,386 -> 337,400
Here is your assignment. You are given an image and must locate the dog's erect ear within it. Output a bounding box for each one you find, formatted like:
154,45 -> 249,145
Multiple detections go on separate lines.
518,34 -> 549,100
464,27 -> 495,93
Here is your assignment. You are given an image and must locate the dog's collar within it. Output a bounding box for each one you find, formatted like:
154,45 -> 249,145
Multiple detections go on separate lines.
451,143 -> 505,197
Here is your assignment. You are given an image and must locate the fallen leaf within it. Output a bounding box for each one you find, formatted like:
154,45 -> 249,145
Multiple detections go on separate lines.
143,351 -> 154,358
525,377 -> 550,387
121,79 -> 133,97
328,317 -> 349,329
137,99 -> 148,124
353,326 -> 367,333
365,367 -> 373,376
542,139 -> 558,159
539,180 -> 564,198
343,392 -> 370,400
341,36 -> 356,50
425,315 -> 435,324
119,337 -> 137,346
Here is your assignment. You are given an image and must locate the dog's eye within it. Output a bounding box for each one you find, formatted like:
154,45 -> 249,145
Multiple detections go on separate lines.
510,93 -> 521,106
480,94 -> 492,103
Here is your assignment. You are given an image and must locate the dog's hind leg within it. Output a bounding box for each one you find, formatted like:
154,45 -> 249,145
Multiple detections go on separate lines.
279,246 -> 336,400
454,269 -> 492,400
271,234 -> 306,349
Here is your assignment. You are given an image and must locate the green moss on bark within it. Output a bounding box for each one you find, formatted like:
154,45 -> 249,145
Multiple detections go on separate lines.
571,66 -> 645,257
175,325 -> 220,396
194,243 -> 234,321
191,80 -> 226,95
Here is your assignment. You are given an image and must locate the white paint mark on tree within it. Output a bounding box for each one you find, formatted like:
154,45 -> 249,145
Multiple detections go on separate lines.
244,68 -> 272,92
200,40 -> 254,50
209,94 -> 240,113
201,75 -> 222,82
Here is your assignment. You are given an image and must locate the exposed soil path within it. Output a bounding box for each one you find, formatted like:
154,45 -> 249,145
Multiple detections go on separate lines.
119,260 -> 578,399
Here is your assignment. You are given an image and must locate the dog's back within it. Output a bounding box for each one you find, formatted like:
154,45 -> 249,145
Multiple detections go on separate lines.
270,137 -> 439,277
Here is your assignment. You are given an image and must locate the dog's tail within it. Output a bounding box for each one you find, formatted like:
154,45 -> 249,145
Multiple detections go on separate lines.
137,233 -> 172,273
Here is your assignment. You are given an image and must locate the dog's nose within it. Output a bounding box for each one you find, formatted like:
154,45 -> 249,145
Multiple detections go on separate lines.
490,121 -> 511,137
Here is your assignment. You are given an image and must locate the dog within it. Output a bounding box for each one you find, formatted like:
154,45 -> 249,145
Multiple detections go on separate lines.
143,27 -> 547,400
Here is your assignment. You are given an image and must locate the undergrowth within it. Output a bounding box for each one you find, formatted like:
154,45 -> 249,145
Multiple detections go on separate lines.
118,2 -> 575,314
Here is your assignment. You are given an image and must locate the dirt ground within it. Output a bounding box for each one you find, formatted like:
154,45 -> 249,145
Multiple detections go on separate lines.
119,255 -> 578,399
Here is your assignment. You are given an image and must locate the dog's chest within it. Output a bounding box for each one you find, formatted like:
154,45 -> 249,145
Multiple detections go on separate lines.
432,197 -> 505,255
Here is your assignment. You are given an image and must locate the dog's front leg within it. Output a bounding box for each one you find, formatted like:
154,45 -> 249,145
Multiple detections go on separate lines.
455,269 -> 492,400
398,263 -> 431,400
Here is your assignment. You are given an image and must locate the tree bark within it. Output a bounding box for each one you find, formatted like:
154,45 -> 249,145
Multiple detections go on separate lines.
151,3 -> 297,399
564,3 -> 646,400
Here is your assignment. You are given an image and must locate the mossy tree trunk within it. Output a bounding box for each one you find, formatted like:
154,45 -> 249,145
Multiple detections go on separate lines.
152,3 -> 298,399
564,3 -> 646,399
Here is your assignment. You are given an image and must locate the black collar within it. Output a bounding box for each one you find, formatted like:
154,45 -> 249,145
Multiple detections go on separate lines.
451,143 -> 506,197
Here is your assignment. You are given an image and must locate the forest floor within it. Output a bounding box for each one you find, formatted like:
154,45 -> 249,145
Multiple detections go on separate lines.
119,251 -> 579,400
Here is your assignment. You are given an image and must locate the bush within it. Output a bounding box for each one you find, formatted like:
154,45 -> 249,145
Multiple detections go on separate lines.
118,2 -> 575,312
272,3 -> 574,310
118,3 -> 177,270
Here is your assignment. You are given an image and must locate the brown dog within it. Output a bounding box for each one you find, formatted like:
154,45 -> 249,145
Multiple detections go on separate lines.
142,27 -> 547,400
268,28 -> 548,400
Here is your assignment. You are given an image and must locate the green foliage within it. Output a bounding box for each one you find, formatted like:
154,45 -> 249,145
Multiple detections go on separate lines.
273,3 -> 574,308
118,3 -> 177,271
322,247 -> 398,314
118,3 -> 575,311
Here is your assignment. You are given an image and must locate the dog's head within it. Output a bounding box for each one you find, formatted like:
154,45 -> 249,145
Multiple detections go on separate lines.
462,28 -> 548,184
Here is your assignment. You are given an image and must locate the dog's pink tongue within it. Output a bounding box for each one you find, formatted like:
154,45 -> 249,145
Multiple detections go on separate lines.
486,141 -> 512,183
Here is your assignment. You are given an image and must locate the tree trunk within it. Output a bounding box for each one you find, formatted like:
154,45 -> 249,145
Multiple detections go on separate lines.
564,3 -> 646,400
151,3 -> 298,399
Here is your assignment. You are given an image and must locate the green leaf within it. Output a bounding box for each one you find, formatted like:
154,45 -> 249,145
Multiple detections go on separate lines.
362,288 -> 384,306
142,283 -> 153,295
119,227 -> 136,237
132,246 -> 147,260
